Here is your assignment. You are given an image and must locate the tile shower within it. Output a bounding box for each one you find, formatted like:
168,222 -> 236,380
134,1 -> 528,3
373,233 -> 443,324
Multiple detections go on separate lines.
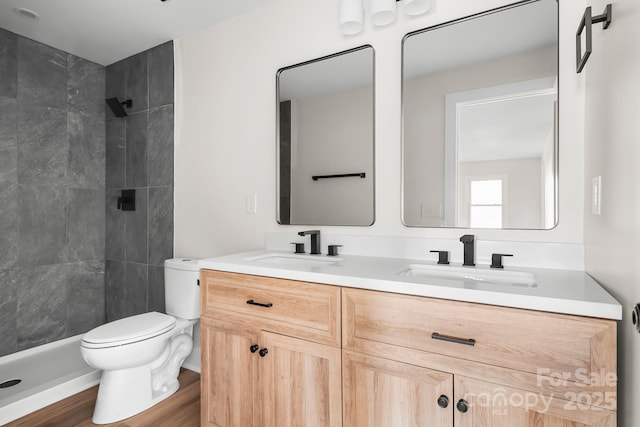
0,27 -> 174,357
104,41 -> 175,322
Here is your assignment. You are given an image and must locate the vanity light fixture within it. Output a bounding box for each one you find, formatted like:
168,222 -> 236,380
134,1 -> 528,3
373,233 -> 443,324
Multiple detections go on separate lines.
340,0 -> 432,34
403,0 -> 432,16
371,0 -> 397,26
339,0 -> 364,35
13,7 -> 39,20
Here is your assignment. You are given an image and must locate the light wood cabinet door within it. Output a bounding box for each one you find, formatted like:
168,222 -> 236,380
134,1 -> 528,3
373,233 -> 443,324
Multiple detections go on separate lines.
201,318 -> 262,427
202,320 -> 342,427
261,331 -> 342,427
343,350 -> 454,427
454,376 -> 616,427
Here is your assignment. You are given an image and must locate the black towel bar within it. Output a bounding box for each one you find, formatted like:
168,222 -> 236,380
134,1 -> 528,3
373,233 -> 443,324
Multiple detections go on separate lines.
312,172 -> 366,181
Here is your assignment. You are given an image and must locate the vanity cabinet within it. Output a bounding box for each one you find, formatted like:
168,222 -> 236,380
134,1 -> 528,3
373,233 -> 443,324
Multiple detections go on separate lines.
200,270 -> 617,427
342,287 -> 617,426
200,270 -> 342,427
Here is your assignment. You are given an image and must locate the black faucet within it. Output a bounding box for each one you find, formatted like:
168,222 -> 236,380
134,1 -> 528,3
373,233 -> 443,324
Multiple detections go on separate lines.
459,234 -> 475,266
298,230 -> 321,255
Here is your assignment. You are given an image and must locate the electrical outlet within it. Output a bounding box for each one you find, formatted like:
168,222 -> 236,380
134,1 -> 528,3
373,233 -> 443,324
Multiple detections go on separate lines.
246,193 -> 257,214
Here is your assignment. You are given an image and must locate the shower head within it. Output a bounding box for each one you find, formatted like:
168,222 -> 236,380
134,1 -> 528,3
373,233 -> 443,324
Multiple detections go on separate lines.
105,97 -> 132,118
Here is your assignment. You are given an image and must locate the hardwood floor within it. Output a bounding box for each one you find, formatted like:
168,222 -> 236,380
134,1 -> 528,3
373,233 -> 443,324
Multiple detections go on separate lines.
7,369 -> 200,427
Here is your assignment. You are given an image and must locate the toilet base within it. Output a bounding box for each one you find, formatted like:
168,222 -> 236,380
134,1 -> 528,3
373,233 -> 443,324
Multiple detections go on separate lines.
91,365 -> 179,424
84,322 -> 197,424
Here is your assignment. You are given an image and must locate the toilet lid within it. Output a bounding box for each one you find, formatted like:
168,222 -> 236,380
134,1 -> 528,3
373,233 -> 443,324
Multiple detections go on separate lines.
82,312 -> 176,347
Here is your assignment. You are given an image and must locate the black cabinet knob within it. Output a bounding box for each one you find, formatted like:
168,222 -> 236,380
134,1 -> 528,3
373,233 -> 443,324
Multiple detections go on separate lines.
249,344 -> 259,353
259,348 -> 269,357
437,395 -> 449,408
456,399 -> 469,413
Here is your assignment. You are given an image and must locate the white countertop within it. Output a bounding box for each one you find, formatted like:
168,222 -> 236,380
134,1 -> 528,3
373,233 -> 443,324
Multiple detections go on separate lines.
198,249 -> 622,320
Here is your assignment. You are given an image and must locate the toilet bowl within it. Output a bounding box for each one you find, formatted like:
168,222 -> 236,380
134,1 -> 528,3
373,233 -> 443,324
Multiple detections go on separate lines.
81,258 -> 200,424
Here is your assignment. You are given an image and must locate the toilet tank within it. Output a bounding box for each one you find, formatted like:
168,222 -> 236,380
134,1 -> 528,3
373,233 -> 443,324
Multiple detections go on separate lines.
164,258 -> 200,320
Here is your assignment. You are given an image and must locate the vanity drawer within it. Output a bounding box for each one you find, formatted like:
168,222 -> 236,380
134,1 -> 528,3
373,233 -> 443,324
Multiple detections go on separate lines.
201,270 -> 340,346
343,288 -> 616,384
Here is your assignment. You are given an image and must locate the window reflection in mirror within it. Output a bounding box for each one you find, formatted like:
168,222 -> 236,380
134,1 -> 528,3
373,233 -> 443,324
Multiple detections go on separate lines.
402,0 -> 558,229
277,46 -> 375,226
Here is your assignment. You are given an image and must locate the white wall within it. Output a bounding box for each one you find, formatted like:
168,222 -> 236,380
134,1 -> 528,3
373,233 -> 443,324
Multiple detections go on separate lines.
175,0 -> 640,423
174,0 -> 586,261
290,86 -> 374,225
583,0 -> 640,425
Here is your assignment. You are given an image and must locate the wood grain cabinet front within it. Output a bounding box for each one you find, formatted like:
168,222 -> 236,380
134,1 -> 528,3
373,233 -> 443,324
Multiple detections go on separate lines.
343,350 -> 454,427
341,348 -> 616,427
454,376 -> 616,427
201,317 -> 261,427
200,270 -> 618,427
342,287 -> 617,426
200,270 -> 342,427
201,270 -> 341,346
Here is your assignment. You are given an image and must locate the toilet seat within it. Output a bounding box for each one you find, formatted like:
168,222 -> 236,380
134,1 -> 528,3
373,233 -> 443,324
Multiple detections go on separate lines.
82,312 -> 176,349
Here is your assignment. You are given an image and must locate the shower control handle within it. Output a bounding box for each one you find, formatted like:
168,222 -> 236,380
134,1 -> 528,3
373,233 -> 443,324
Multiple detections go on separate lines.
116,189 -> 135,211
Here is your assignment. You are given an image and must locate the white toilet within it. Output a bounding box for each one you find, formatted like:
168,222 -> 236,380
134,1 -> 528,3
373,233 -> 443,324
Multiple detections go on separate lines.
81,258 -> 200,424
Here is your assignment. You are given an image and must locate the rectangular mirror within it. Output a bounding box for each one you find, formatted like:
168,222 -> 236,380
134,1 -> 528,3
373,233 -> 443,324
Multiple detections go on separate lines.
402,0 -> 558,229
277,45 -> 375,226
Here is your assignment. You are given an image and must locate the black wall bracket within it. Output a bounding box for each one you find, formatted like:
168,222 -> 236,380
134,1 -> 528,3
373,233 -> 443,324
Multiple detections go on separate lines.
117,189 -> 136,211
576,4 -> 612,73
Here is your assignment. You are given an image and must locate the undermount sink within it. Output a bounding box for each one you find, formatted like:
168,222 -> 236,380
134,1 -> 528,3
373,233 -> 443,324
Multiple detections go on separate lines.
245,253 -> 341,267
398,264 -> 537,287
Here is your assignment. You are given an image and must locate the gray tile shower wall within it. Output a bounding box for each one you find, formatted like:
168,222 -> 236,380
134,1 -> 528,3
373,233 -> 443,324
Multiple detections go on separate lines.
104,41 -> 174,322
0,98 -> 18,271
0,28 -> 106,356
